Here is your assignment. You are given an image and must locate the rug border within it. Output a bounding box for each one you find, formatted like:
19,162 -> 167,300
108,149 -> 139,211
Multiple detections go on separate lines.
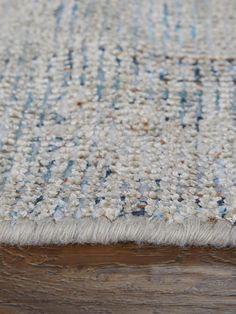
0,217 -> 235,246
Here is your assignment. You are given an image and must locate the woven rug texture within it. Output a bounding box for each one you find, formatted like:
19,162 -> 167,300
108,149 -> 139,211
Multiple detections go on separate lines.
0,0 -> 236,245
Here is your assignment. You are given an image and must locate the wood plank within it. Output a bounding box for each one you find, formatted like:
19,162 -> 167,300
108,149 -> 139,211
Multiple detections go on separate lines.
0,245 -> 235,313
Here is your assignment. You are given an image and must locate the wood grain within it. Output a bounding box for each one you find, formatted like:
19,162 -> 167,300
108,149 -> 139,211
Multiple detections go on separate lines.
0,245 -> 235,313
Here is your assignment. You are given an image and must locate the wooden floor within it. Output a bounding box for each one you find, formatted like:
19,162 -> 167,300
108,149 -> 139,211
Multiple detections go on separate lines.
0,245 -> 235,314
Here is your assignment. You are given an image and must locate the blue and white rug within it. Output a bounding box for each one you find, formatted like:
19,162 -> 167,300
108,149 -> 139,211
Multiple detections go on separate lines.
0,0 -> 236,246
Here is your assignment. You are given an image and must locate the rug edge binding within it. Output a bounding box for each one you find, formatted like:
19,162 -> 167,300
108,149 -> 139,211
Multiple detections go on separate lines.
0,217 -> 235,246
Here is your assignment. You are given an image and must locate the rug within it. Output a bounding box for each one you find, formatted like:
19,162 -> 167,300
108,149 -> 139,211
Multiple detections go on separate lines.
0,0 -> 236,246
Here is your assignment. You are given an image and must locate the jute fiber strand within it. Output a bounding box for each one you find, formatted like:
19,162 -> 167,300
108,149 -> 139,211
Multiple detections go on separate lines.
0,0 -> 236,245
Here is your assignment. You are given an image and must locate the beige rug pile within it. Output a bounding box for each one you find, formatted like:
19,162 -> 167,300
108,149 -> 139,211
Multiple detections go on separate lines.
0,0 -> 236,246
